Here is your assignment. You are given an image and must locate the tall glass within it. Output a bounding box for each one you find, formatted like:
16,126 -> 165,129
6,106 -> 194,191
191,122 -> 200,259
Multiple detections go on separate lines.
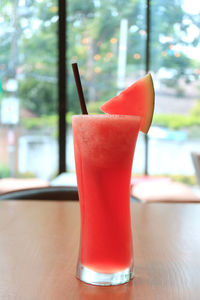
72,114 -> 141,286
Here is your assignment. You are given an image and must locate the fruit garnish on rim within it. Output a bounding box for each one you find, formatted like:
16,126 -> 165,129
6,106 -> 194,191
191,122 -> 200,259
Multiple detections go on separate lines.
100,73 -> 155,134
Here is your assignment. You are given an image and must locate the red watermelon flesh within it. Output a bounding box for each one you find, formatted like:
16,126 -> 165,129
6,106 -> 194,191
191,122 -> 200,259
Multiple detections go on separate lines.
100,73 -> 155,134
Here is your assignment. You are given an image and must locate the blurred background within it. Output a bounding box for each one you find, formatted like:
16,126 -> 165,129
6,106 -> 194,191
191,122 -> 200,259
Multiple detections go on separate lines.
0,0 -> 200,191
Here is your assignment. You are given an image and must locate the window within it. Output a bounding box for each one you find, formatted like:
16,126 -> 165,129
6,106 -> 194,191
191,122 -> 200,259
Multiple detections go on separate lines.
0,0 -> 199,189
150,0 -> 200,180
0,0 -> 58,180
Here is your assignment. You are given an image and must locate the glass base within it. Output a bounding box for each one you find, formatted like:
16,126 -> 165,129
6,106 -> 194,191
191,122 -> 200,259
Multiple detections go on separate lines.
76,262 -> 134,286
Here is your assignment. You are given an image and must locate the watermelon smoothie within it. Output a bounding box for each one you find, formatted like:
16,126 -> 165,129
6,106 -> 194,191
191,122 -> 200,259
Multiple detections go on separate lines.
72,114 -> 141,285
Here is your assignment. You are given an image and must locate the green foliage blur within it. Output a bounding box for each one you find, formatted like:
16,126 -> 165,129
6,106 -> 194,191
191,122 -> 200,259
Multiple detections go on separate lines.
153,99 -> 200,130
0,0 -> 200,127
0,164 -> 10,178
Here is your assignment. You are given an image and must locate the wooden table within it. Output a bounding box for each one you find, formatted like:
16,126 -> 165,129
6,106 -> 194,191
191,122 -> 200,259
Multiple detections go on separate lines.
0,201 -> 200,300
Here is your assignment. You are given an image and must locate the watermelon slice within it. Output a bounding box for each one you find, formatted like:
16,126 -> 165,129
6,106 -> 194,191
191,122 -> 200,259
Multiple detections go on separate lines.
100,73 -> 155,134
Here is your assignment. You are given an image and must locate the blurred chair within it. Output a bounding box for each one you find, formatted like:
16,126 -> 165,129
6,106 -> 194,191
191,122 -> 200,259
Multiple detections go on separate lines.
191,152 -> 200,186
131,176 -> 200,203
0,184 -> 140,203
0,186 -> 79,201
0,178 -> 49,194
130,195 -> 141,202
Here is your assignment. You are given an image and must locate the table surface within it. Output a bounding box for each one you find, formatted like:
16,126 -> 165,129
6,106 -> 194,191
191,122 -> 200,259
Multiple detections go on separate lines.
0,201 -> 200,300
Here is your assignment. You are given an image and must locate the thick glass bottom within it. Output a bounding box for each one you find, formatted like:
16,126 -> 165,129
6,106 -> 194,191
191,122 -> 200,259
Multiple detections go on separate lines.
76,262 -> 134,286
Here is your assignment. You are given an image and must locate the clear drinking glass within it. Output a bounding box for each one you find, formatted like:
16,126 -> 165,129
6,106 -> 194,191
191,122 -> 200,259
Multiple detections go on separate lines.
72,114 -> 140,286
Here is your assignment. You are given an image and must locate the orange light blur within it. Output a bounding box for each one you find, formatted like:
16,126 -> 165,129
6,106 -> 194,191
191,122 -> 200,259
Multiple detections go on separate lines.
94,67 -> 102,73
194,69 -> 200,75
82,38 -> 89,44
106,52 -> 113,58
169,44 -> 174,49
133,53 -> 141,60
94,54 -> 101,61
174,52 -> 180,57
110,38 -> 117,44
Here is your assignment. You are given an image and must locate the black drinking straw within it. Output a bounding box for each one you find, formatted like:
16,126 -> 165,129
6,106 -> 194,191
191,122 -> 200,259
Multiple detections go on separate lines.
72,63 -> 88,115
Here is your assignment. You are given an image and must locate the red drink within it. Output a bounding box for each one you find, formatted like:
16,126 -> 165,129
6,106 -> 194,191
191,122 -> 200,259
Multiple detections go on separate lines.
72,114 -> 141,285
